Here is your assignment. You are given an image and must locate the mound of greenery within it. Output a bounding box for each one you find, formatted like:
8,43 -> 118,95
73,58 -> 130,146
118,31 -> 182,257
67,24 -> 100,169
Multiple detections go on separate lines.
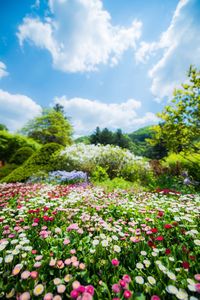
0,131 -> 40,163
1,143 -> 63,183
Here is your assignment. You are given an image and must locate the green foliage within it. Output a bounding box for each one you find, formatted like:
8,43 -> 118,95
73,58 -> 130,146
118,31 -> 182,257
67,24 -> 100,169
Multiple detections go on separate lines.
120,162 -> 156,188
74,136 -> 90,144
0,164 -> 18,180
21,108 -> 73,146
162,152 -> 200,182
90,166 -> 109,182
90,127 -> 132,149
128,126 -> 154,142
93,177 -> 147,192
0,123 -> 8,131
9,146 -> 34,165
2,143 -> 63,183
150,66 -> 200,154
0,131 -> 40,163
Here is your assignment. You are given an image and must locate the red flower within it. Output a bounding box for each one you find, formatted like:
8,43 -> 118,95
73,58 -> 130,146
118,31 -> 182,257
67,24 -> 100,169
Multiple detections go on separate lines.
189,255 -> 196,261
182,261 -> 190,269
151,228 -> 158,234
33,218 -> 40,223
158,211 -> 164,217
148,240 -> 156,248
164,224 -> 172,229
165,249 -> 171,255
155,236 -> 164,241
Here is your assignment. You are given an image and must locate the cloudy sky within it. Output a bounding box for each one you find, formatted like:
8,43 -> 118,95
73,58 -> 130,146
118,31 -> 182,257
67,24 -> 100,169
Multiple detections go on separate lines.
0,0 -> 200,136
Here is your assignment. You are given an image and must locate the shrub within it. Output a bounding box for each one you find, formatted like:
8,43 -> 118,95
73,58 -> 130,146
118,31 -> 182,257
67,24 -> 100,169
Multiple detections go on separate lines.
9,147 -> 34,165
0,164 -> 18,180
0,131 -> 40,163
1,143 -> 63,183
162,152 -> 200,182
120,162 -> 156,188
56,143 -> 148,178
90,166 -> 109,182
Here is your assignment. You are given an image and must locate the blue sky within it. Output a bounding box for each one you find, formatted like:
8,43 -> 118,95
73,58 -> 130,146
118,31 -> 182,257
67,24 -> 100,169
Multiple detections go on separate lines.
0,0 -> 200,136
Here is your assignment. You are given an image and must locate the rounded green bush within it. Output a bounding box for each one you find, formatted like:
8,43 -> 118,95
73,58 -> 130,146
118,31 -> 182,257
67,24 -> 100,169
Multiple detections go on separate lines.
9,147 -> 34,165
1,143 -> 63,183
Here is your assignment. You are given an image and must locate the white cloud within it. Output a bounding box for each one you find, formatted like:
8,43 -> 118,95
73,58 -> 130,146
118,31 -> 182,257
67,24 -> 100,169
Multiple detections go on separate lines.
0,89 -> 42,131
17,0 -> 142,72
0,61 -> 8,79
135,0 -> 200,99
54,96 -> 158,135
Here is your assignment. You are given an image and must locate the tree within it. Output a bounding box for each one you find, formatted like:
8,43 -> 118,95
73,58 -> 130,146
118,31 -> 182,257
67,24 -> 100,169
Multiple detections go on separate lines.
151,66 -> 200,154
90,127 -> 102,144
0,123 -> 8,131
113,129 -> 131,149
21,109 -> 73,146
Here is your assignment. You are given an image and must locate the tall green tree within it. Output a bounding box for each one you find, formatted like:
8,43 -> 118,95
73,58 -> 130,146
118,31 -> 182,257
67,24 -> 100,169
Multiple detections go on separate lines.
151,66 -> 200,154
22,109 -> 73,146
90,127 -> 102,144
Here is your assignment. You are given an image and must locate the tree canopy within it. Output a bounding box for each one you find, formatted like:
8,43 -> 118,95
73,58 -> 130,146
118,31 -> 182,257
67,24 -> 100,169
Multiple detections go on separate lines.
150,66 -> 200,154
21,108 -> 73,146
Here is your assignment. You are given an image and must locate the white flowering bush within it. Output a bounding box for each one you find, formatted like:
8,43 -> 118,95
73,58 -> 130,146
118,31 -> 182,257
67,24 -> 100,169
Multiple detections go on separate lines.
56,143 -> 149,179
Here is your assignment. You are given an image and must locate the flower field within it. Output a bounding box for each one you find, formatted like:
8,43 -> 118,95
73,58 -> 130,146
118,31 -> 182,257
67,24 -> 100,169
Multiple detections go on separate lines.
0,183 -> 200,300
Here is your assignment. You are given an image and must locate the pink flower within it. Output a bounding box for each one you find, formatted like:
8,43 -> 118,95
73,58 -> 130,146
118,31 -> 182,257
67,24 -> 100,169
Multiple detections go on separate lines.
151,296 -> 161,300
123,290 -> 132,299
21,271 -> 30,279
81,292 -> 93,300
63,239 -> 70,245
70,290 -> 79,299
19,292 -> 31,300
194,274 -> 200,281
119,279 -> 127,289
57,260 -> 64,269
72,281 -> 80,290
65,258 -> 71,265
195,283 -> 200,293
43,293 -> 53,300
30,271 -> 38,279
112,284 -> 121,294
70,249 -> 76,254
77,285 -> 86,293
122,274 -> 131,283
85,285 -> 94,296
112,259 -> 119,266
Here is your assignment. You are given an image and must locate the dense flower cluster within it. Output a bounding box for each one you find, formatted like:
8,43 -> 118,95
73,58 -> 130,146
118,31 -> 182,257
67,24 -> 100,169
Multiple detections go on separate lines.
0,183 -> 199,299
57,143 -> 148,175
48,171 -> 88,184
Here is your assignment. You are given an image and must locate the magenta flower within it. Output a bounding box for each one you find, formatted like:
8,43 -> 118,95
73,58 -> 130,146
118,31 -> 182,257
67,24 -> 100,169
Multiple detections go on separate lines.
112,259 -> 119,266
195,283 -> 200,293
70,290 -> 79,299
151,296 -> 161,300
85,285 -> 94,296
123,290 -> 132,299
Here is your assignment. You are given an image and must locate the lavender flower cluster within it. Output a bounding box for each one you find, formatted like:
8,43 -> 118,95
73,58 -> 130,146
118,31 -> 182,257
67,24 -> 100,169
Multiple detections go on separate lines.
48,170 -> 87,184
